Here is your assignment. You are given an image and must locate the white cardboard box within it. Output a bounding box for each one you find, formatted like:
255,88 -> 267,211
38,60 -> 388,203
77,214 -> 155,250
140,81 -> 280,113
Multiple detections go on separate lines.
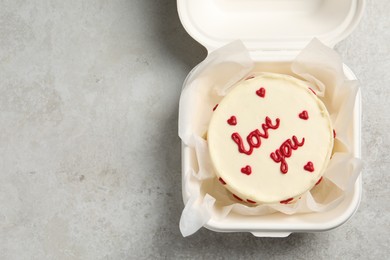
178,0 -> 364,237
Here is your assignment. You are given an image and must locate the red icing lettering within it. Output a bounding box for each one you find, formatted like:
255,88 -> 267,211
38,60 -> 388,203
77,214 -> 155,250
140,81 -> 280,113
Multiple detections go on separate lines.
213,104 -> 218,111
247,199 -> 257,204
231,117 -> 280,155
227,116 -> 237,126
218,177 -> 226,185
299,110 -> 309,120
241,165 -> 252,175
304,161 -> 315,172
233,194 -> 243,201
256,87 -> 266,98
270,136 -> 305,174
280,198 -> 294,204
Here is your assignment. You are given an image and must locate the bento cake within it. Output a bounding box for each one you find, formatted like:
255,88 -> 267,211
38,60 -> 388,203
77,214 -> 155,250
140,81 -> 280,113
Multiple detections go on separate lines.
207,73 -> 334,204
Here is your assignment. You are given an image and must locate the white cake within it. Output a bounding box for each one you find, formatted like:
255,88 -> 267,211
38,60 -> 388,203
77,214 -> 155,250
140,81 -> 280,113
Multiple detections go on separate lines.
207,73 -> 334,204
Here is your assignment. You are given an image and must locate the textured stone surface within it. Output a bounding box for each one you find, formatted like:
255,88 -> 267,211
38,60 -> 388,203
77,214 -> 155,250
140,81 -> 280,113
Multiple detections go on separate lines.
0,0 -> 389,259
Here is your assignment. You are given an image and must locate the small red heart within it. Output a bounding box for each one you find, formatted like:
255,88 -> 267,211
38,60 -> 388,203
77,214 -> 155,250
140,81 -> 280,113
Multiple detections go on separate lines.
227,116 -> 237,125
299,110 -> 309,120
309,88 -> 317,95
256,87 -> 266,98
280,198 -> 294,204
315,177 -> 323,186
232,194 -> 243,201
304,161 -> 315,172
241,165 -> 252,175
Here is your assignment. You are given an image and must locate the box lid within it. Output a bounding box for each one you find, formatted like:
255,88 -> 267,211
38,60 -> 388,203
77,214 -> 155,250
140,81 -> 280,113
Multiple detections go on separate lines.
177,0 -> 365,52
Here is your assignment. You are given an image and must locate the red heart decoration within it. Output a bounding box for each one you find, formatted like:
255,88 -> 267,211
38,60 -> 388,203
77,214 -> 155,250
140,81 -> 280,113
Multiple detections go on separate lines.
315,177 -> 323,186
280,197 -> 294,204
304,161 -> 315,172
227,116 -> 237,125
241,165 -> 252,175
299,110 -> 309,120
256,87 -> 266,98
233,194 -> 243,201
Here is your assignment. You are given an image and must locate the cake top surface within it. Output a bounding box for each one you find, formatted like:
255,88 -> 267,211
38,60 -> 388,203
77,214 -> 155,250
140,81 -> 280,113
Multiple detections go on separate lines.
207,73 -> 334,204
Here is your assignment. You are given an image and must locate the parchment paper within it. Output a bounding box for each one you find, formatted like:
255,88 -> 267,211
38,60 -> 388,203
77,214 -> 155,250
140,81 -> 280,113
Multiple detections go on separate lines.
178,39 -> 362,237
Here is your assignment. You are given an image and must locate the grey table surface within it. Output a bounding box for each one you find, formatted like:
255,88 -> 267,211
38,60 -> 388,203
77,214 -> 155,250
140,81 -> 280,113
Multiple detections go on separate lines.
0,0 -> 389,259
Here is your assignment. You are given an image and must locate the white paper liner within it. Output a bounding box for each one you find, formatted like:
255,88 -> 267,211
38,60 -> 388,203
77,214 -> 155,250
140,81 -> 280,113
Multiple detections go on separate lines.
178,39 -> 362,237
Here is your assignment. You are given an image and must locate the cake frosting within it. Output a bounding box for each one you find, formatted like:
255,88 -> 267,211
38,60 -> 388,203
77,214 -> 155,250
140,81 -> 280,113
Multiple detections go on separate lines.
207,73 -> 334,204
